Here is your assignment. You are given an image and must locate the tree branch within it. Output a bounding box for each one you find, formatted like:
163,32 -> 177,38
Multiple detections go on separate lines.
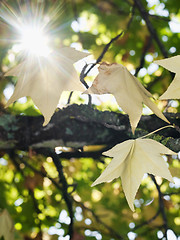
80,3 -> 135,85
0,104 -> 180,152
49,151 -> 74,239
133,0 -> 168,58
12,151 -> 127,239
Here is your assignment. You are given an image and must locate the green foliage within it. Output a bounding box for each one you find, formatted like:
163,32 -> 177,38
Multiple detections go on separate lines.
0,0 -> 179,240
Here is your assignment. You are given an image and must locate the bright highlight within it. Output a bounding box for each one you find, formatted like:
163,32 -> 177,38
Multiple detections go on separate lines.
19,25 -> 51,57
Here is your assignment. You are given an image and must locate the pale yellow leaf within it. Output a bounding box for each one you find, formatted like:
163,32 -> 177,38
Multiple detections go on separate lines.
0,209 -> 14,240
86,63 -> 169,133
92,138 -> 176,211
5,47 -> 90,125
154,55 -> 180,99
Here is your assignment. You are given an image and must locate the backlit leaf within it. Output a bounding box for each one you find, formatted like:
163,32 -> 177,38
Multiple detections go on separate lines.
5,47 -> 90,125
86,63 -> 169,133
92,138 -> 176,211
0,209 -> 14,240
155,55 -> 180,99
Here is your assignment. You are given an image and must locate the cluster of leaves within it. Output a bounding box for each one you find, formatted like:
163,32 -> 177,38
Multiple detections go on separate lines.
0,0 -> 179,240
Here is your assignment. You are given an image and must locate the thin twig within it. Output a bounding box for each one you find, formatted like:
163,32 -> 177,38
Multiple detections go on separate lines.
133,0 -> 168,58
134,37 -> 152,77
150,175 -> 168,239
81,2 -> 135,79
17,154 -> 62,190
9,151 -> 43,237
79,5 -> 135,106
134,209 -> 160,230
80,30 -> 124,85
73,199 -> 125,239
14,152 -> 125,239
67,91 -> 73,105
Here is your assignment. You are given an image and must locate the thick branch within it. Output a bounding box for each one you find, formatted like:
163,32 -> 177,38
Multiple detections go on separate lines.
0,104 -> 180,152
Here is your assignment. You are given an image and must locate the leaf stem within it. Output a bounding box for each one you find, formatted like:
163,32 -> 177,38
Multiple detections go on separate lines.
139,125 -> 175,139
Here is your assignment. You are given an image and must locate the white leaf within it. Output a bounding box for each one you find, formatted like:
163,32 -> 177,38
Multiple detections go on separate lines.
0,209 -> 14,240
5,47 -> 90,125
92,138 -> 176,211
86,63 -> 169,133
155,55 -> 180,99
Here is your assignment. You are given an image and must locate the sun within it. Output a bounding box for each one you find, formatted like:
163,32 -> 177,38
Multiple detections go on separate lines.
0,2 -> 54,58
19,24 -> 51,57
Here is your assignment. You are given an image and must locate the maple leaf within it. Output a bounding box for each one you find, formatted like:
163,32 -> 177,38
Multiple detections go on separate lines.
0,209 -> 14,240
154,55 -> 180,99
5,47 -> 90,125
86,63 -> 169,133
92,138 -> 176,211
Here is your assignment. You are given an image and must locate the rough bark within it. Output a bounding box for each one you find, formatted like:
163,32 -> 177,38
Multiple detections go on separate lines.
0,104 -> 180,154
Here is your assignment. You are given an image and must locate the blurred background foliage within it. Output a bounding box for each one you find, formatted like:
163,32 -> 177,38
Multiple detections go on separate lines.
0,0 -> 180,239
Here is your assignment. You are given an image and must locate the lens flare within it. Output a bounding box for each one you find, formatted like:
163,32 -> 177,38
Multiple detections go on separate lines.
0,1 -> 62,58
19,24 -> 51,57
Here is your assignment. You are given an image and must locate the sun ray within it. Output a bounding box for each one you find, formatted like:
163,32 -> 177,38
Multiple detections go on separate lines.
0,0 -> 65,59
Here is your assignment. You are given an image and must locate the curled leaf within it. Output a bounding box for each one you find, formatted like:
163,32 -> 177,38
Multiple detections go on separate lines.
86,63 -> 169,133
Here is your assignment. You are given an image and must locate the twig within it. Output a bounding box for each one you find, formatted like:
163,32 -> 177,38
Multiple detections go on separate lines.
67,91 -> 73,105
9,151 -> 43,237
79,6 -> 135,105
133,0 -> 168,58
12,152 -> 126,239
81,30 -> 124,82
163,191 -> 180,196
148,14 -> 170,22
17,154 -> 62,190
71,0 -> 92,104
134,37 -> 152,77
80,3 -> 135,83
133,209 -> 160,230
150,175 -> 168,239
73,199 -> 125,239
136,224 -> 166,237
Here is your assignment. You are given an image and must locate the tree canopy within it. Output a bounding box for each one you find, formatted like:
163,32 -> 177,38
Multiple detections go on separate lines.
0,0 -> 180,240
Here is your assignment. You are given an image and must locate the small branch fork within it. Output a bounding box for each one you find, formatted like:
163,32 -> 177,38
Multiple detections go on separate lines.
80,30 -> 124,81
80,5 -> 135,82
68,3 -> 135,105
